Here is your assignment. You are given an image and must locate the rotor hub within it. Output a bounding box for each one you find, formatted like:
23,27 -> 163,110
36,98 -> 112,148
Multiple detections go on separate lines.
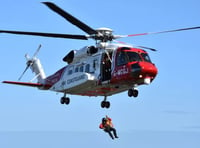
93,27 -> 114,42
96,27 -> 113,34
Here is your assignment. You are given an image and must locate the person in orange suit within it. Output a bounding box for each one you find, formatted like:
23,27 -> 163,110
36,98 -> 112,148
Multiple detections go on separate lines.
99,115 -> 119,139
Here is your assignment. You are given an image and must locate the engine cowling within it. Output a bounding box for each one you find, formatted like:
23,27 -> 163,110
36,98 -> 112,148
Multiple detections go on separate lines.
63,46 -> 98,64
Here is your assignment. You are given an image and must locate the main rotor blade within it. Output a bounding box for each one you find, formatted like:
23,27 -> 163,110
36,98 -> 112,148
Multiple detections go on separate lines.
126,26 -> 200,37
137,46 -> 157,51
0,30 -> 88,40
42,2 -> 98,35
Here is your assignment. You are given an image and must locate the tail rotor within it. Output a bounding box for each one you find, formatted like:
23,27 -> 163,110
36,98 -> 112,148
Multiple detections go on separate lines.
18,44 -> 42,81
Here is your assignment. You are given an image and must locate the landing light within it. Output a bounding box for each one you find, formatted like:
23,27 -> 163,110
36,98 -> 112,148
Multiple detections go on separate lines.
144,78 -> 151,85
139,74 -> 143,78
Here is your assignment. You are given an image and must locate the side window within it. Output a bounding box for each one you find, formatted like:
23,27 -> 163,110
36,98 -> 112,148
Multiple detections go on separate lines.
68,66 -> 74,75
75,67 -> 79,73
93,59 -> 98,70
117,51 -> 127,66
85,64 -> 90,73
80,65 -> 84,72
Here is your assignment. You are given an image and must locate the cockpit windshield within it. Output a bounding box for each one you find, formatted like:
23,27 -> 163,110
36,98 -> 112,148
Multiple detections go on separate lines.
126,52 -> 142,62
141,53 -> 152,63
116,49 -> 152,66
126,52 -> 152,63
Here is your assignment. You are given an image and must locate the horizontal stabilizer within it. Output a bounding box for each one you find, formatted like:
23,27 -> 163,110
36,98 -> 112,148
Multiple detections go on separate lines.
2,81 -> 51,89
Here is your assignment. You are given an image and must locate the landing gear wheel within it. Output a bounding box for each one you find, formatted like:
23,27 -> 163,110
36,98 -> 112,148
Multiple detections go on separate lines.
60,97 -> 70,105
133,89 -> 139,97
101,101 -> 106,108
128,89 -> 139,97
128,89 -> 134,97
101,101 -> 110,109
64,97 -> 70,105
105,101 -> 110,108
60,97 -> 65,104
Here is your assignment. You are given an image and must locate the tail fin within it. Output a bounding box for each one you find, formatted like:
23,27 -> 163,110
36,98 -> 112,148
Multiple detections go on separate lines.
27,56 -> 46,83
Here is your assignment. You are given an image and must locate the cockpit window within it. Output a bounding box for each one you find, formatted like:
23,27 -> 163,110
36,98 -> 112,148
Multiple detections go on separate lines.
116,50 -> 152,66
141,53 -> 152,63
127,52 -> 142,62
117,51 -> 128,66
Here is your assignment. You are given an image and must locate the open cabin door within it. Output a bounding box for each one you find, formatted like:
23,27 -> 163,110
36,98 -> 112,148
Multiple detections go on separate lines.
101,51 -> 113,82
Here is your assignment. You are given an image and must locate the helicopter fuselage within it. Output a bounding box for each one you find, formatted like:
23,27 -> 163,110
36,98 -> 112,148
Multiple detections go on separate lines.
44,43 -> 158,97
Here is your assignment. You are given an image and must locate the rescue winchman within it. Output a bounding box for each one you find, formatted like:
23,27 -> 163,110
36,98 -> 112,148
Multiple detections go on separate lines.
99,115 -> 119,139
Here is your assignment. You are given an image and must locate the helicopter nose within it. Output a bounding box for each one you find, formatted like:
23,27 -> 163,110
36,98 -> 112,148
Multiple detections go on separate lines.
131,62 -> 158,84
140,62 -> 158,77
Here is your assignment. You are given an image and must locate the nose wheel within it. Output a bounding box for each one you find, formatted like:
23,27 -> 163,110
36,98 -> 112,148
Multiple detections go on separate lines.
101,96 -> 110,109
128,88 -> 139,97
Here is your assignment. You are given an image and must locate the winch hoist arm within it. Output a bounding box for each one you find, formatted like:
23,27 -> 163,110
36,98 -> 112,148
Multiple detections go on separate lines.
105,50 -> 112,63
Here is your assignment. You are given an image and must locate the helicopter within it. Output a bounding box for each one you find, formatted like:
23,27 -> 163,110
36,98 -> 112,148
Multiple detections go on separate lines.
1,2 -> 200,108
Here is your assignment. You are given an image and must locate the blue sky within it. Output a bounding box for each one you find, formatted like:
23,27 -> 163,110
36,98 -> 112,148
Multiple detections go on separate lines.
0,0 -> 200,147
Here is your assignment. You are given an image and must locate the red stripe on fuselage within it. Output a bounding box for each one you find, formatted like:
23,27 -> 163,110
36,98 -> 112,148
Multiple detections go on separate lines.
75,87 -> 118,96
45,67 -> 66,86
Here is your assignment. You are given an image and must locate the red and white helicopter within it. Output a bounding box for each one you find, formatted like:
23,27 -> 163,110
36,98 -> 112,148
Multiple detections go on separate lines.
2,2 -> 200,108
